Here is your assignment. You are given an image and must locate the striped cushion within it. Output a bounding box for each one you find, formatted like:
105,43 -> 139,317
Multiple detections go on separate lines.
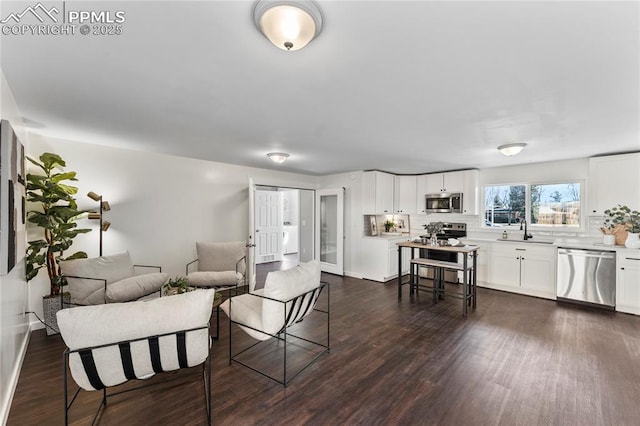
57,289 -> 215,391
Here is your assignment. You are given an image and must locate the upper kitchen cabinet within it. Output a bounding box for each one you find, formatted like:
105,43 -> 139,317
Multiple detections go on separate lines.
425,171 -> 464,193
588,153 -> 640,215
362,171 -> 395,214
394,175 -> 417,214
462,170 -> 479,215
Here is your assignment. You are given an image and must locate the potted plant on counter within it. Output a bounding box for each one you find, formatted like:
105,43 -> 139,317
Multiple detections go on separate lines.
604,205 -> 640,248
383,220 -> 395,233
26,153 -> 91,335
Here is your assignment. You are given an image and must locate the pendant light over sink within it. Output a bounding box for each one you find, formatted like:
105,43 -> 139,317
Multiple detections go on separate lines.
253,0 -> 323,51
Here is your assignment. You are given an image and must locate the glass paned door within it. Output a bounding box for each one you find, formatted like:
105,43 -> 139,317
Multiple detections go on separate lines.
318,188 -> 344,275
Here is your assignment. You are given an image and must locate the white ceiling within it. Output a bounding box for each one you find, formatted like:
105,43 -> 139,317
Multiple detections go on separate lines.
1,1 -> 638,175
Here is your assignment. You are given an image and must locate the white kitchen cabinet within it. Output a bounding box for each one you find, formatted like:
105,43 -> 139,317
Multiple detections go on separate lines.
416,175 -> 428,213
360,237 -> 410,282
487,242 -> 556,299
394,175 -> 417,214
616,252 -> 640,315
462,239 -> 488,284
588,153 -> 640,215
462,169 -> 479,215
362,171 -> 395,214
425,171 -> 464,194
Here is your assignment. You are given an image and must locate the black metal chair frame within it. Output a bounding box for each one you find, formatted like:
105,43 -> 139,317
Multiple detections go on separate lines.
61,264 -> 164,308
63,325 -> 212,425
228,282 -> 330,387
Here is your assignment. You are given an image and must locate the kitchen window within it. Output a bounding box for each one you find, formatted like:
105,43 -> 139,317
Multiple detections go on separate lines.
484,182 -> 581,228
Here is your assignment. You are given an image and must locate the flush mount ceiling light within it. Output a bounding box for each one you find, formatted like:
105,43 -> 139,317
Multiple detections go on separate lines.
267,152 -> 290,164
253,0 -> 323,51
498,143 -> 527,156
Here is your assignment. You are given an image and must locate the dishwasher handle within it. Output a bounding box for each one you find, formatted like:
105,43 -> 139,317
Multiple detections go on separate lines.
557,249 -> 615,259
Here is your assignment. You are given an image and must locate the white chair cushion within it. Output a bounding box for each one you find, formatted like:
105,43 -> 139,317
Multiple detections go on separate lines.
105,272 -> 168,303
221,260 -> 320,341
262,260 -> 320,334
60,252 -> 135,305
220,290 -> 271,341
187,271 -> 241,288
196,241 -> 245,274
57,289 -> 215,391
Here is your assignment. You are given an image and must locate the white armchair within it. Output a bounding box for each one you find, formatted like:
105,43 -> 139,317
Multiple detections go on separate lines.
186,241 -> 246,292
57,289 -> 215,425
220,260 -> 329,386
59,251 -> 168,306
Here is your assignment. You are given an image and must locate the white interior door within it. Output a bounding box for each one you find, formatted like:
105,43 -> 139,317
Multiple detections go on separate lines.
247,178 -> 256,292
317,188 -> 344,275
254,190 -> 283,264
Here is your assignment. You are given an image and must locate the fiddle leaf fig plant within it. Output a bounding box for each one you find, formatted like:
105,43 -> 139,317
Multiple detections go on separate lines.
26,153 -> 91,296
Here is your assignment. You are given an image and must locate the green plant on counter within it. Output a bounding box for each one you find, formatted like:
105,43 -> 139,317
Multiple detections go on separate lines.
26,153 -> 91,296
604,205 -> 640,233
383,220 -> 395,232
423,221 -> 444,237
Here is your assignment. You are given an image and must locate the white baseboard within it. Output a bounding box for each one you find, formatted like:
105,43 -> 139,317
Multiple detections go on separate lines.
344,270 -> 363,279
0,325 -> 31,425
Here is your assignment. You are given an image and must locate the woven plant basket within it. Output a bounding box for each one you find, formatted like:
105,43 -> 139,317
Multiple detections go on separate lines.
614,225 -> 628,246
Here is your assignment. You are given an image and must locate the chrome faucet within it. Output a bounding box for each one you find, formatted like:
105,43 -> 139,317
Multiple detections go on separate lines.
520,219 -> 533,241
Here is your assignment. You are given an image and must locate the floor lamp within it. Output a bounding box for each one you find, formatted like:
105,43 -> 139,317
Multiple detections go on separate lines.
87,191 -> 111,256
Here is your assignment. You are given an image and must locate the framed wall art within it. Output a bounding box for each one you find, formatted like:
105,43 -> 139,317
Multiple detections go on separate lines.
1,119 -> 27,276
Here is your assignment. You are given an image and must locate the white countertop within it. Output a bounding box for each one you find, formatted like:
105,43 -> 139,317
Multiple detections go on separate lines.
461,236 -> 640,254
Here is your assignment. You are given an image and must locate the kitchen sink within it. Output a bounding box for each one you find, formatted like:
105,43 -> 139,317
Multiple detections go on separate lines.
495,239 -> 554,245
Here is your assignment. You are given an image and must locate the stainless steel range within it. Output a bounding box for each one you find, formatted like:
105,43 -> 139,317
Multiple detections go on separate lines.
420,222 -> 467,283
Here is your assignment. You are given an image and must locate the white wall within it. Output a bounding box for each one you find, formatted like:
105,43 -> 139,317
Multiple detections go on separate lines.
0,69 -> 30,425
27,135 -> 319,325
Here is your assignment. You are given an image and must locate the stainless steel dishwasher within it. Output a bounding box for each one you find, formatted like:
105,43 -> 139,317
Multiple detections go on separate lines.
556,248 -> 616,308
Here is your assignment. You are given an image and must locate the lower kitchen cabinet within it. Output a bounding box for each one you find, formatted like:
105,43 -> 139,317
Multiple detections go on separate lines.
616,253 -> 640,315
462,239 -> 488,284
360,237 -> 410,282
486,242 -> 556,299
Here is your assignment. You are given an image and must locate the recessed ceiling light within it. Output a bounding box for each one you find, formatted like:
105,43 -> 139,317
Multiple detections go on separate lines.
498,143 -> 527,156
267,152 -> 290,163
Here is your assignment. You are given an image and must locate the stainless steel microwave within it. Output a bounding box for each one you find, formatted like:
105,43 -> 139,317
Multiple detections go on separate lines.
425,192 -> 463,213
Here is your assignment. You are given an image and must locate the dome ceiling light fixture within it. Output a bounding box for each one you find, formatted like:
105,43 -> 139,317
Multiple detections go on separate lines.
267,152 -> 290,164
253,0 -> 323,51
498,143 -> 527,156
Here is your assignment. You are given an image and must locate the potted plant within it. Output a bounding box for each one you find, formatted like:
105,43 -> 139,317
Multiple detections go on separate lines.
26,153 -> 91,335
383,220 -> 395,233
604,205 -> 640,248
600,215 -> 623,246
163,276 -> 194,295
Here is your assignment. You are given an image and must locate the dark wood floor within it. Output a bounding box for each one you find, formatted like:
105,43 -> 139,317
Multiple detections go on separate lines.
8,274 -> 640,425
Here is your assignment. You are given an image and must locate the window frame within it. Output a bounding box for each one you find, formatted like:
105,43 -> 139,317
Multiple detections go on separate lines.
482,179 -> 586,232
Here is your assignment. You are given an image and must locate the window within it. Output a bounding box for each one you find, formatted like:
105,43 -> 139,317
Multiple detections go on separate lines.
484,185 -> 526,227
530,183 -> 581,227
484,182 -> 581,228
